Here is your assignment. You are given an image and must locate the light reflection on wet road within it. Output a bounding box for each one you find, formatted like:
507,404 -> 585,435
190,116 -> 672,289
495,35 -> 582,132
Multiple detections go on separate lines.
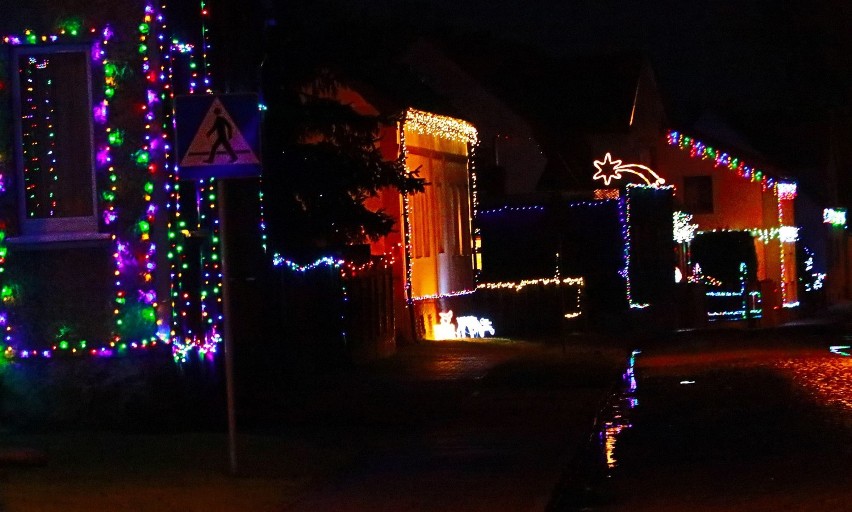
775,355 -> 852,413
577,341 -> 852,512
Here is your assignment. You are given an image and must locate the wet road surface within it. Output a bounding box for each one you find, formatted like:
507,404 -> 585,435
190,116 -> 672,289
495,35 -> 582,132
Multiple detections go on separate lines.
282,340 -> 623,512
564,338 -> 852,511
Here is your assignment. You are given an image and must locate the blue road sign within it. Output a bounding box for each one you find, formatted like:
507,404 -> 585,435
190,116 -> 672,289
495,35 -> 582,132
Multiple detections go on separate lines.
175,93 -> 262,180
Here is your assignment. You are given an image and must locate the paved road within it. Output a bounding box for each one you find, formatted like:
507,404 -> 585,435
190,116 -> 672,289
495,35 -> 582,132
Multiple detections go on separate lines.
282,340 -> 625,512
565,334 -> 852,511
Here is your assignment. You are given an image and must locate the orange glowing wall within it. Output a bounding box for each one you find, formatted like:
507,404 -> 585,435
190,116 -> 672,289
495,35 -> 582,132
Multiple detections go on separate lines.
656,138 -> 797,307
404,130 -> 474,299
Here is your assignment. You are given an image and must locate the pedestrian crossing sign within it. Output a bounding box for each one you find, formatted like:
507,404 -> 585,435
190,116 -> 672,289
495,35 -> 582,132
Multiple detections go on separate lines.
175,93 -> 262,180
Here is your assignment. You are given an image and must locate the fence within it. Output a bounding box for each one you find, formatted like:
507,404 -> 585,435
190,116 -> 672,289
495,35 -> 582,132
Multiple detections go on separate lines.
277,257 -> 395,365
474,279 -> 584,339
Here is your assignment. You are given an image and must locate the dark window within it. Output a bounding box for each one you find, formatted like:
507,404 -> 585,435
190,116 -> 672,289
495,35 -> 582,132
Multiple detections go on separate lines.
683,175 -> 713,214
12,45 -> 97,236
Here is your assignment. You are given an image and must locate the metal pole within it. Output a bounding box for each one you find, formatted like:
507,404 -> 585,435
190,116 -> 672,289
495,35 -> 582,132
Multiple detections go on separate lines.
218,178 -> 238,475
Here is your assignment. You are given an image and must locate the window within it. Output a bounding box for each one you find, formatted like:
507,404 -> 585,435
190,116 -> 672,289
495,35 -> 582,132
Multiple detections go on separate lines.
11,44 -> 98,237
683,175 -> 713,214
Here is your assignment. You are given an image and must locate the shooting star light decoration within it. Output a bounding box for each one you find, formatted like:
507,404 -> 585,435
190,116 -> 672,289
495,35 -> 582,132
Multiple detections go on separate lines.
593,152 -> 666,187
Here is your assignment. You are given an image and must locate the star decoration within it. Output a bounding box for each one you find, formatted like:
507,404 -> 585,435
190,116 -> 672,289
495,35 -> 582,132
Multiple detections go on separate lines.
593,152 -> 622,186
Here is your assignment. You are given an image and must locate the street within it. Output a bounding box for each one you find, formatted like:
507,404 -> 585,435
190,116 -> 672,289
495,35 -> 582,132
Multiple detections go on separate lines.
7,329 -> 852,511
556,329 -> 852,511
0,339 -> 626,512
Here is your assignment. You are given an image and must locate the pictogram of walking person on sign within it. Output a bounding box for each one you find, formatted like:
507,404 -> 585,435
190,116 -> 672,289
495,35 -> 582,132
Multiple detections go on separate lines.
205,107 -> 239,163
176,94 -> 261,179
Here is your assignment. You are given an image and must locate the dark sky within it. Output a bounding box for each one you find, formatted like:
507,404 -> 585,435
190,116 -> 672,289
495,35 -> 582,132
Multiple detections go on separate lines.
260,0 -> 851,126
441,0 -> 851,120
210,0 -> 852,178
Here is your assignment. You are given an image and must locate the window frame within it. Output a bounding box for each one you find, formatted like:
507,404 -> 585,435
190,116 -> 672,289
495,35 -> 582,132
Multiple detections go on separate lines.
683,175 -> 714,214
9,43 -> 99,238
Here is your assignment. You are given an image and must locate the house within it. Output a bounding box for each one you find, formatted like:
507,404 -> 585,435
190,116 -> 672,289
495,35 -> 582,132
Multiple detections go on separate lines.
658,129 -> 800,322
401,40 -> 547,199
467,53 -> 675,331
534,53 -> 667,193
260,75 -> 480,350
0,2 -> 247,426
0,2 -> 171,361
356,95 -> 480,342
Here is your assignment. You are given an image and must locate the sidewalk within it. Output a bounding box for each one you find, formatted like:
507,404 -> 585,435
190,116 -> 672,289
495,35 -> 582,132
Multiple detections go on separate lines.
0,338 -> 627,512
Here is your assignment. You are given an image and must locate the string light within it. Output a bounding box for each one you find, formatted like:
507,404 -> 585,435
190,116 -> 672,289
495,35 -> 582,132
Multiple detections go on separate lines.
698,227 -> 798,244
823,208 -> 847,227
673,211 -> 697,244
0,18 -> 165,360
594,189 -> 620,200
667,130 -> 778,191
619,186 -> 638,308
476,277 -> 584,291
400,108 -> 479,304
163,3 -> 226,361
776,182 -> 797,201
411,289 -> 476,301
592,152 -> 666,186
478,277 -> 584,319
479,205 -> 544,215
404,108 -> 478,144
802,247 -> 826,292
706,262 -> 762,321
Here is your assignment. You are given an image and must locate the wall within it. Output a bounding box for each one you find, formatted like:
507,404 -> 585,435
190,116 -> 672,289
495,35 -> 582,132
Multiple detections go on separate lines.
656,136 -> 798,312
405,130 -> 474,300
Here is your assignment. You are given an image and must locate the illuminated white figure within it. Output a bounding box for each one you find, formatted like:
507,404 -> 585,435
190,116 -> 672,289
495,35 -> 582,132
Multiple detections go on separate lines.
456,316 -> 495,338
433,310 -> 457,340
593,152 -> 666,187
823,208 -> 847,227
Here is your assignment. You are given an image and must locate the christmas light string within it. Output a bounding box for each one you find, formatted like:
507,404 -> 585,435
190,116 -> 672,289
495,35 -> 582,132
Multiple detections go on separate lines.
823,208 -> 846,227
1,16 -> 167,360
666,130 -> 779,191
163,1 -> 224,362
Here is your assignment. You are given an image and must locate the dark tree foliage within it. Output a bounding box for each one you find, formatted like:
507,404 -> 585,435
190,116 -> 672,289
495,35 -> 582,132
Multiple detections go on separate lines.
260,25 -> 424,257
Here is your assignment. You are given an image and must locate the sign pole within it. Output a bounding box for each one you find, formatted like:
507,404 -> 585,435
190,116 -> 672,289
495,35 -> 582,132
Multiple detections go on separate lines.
174,94 -> 262,477
218,178 -> 238,476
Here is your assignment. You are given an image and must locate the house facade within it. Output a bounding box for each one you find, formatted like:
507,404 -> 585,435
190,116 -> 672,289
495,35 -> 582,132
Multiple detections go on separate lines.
0,2 -> 174,361
369,108 -> 479,342
659,130 -> 800,321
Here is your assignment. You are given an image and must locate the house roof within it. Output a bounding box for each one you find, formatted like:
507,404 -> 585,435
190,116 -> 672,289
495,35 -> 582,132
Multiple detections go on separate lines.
548,52 -> 646,133
665,129 -> 793,191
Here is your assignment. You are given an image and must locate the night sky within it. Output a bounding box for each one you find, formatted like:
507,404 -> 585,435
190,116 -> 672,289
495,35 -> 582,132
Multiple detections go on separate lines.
214,0 -> 852,186
426,0 -> 851,120
252,0 -> 851,124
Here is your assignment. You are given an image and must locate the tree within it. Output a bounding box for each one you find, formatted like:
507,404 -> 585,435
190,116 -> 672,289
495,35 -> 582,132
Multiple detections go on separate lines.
260,25 -> 424,257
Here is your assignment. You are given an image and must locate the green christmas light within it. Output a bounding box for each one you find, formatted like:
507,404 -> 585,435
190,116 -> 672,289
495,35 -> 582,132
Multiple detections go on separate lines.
141,307 -> 156,323
59,18 -> 82,36
108,130 -> 124,146
134,150 -> 150,166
